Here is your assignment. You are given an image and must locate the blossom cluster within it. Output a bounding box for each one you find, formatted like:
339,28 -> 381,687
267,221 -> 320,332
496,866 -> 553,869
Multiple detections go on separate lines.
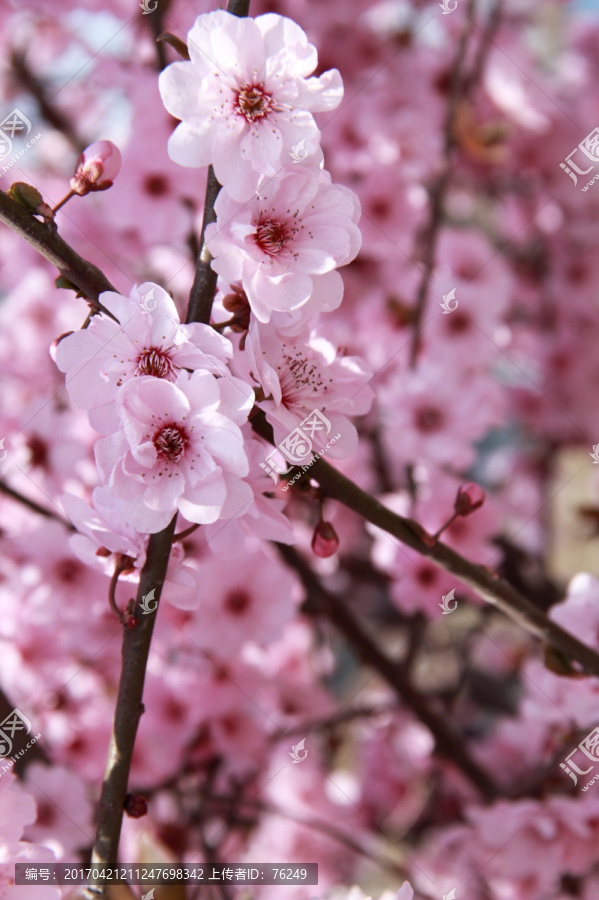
2,0 -> 599,899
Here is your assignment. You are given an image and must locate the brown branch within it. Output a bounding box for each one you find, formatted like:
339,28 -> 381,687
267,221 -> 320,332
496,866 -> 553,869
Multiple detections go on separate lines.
278,702 -> 396,737
0,479 -> 75,529
250,410 -> 599,679
0,190 -> 117,312
10,51 -> 82,150
223,0 -> 250,16
88,1 -> 251,886
89,516 -> 177,886
185,0 -> 250,326
277,543 -> 500,801
465,0 -> 504,94
247,797 -> 410,880
408,0 -> 477,366
186,166 -> 221,325
318,460 -> 599,676
311,456 -> 599,677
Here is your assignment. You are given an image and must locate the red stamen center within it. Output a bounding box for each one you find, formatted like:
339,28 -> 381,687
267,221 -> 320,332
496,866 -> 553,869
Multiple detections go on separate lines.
235,83 -> 273,122
136,348 -> 175,380
255,220 -> 290,256
153,424 -> 188,463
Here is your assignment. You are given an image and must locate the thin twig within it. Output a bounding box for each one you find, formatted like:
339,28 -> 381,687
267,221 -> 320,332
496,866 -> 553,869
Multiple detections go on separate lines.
0,479 -> 75,529
89,516 -> 177,888
186,167 -> 221,325
185,0 -> 249,326
408,0 -> 477,366
0,190 -> 117,312
248,797 -> 410,880
277,543 -> 500,801
87,1 -> 251,886
277,702 -> 397,738
107,565 -> 125,624
465,0 -> 504,93
174,522 -> 201,541
308,455 -> 599,678
249,410 -> 599,679
10,51 -> 82,150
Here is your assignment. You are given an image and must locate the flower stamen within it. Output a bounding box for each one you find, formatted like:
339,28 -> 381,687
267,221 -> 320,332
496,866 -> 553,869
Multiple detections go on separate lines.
136,348 -> 176,380
234,83 -> 274,122
153,424 -> 188,463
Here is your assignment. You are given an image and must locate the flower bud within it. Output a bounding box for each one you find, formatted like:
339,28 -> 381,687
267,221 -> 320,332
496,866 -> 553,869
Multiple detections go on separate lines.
70,140 -> 121,195
221,282 -> 251,333
124,793 -> 148,818
311,520 -> 339,558
454,482 -> 485,517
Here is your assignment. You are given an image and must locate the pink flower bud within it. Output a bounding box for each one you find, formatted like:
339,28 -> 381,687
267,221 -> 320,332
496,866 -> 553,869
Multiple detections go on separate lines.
454,482 -> 485,517
70,140 -> 121,196
311,521 -> 339,558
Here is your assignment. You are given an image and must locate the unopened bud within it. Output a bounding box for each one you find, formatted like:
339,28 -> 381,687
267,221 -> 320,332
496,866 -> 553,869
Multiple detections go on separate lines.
454,482 -> 485,516
70,140 -> 121,196
311,520 -> 339,558
124,793 -> 148,818
221,283 -> 251,333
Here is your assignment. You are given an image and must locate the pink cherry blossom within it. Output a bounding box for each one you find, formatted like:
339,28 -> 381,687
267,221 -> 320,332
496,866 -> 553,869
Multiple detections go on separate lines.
200,427 -> 296,556
173,546 -> 301,649
53,282 -> 232,433
212,271 -> 345,339
205,167 -> 361,322
62,486 -> 148,572
159,10 -> 343,201
239,319 -> 374,459
94,370 -> 254,533
378,361 -> 505,472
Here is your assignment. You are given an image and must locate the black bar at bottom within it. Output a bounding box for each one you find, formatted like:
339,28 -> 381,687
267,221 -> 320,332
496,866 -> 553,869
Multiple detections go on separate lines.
15,863 -> 318,885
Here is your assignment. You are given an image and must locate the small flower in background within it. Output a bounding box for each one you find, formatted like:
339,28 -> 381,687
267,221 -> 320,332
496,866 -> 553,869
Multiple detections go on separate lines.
70,140 -> 121,195
590,442 -> 599,463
